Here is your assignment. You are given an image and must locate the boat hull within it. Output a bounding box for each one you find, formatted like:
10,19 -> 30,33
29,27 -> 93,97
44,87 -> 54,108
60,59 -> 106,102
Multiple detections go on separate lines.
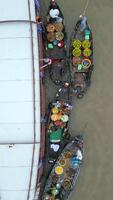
42,135 -> 84,200
70,17 -> 94,98
44,0 -> 68,85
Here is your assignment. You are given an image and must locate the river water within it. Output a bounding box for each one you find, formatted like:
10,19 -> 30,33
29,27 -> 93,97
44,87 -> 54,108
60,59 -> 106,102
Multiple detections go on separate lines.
40,0 -> 113,200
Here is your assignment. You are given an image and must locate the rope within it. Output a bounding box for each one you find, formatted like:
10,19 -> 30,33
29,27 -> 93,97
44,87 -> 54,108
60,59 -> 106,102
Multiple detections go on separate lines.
0,36 -> 37,40
0,19 -> 36,24
0,58 -> 37,61
0,188 -> 35,192
0,122 -> 34,124
40,58 -> 52,69
82,0 -> 91,16
0,165 -> 38,168
0,142 -> 39,145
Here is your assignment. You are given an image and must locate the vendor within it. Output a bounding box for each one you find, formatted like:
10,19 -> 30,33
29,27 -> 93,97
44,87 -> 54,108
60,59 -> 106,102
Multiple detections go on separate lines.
49,0 -> 59,10
79,15 -> 88,31
48,1 -> 64,23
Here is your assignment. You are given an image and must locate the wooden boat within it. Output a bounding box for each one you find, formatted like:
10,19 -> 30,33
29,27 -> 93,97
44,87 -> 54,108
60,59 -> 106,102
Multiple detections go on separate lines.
42,135 -> 84,200
70,15 -> 94,98
44,0 -> 68,85
46,95 -> 72,164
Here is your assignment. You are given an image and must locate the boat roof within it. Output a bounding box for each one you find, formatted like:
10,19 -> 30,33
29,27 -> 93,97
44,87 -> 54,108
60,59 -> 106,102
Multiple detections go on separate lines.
0,0 -> 40,199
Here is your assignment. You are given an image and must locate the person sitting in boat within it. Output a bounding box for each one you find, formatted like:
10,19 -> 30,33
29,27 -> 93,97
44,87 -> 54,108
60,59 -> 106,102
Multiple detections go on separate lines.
79,15 -> 87,31
49,0 -> 59,10
53,101 -> 61,108
48,0 -> 64,23
76,149 -> 83,160
77,15 -> 88,32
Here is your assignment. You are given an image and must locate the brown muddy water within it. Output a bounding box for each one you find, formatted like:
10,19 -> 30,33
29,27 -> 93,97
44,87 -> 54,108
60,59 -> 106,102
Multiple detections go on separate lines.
40,0 -> 113,200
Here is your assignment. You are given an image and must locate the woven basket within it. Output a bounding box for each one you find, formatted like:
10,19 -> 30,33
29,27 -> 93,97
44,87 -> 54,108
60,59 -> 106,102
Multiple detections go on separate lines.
55,22 -> 64,32
47,32 -> 55,42
46,23 -> 55,32
56,32 -> 64,41
82,40 -> 91,48
83,48 -> 92,57
72,39 -> 81,48
72,48 -> 81,57
72,56 -> 81,66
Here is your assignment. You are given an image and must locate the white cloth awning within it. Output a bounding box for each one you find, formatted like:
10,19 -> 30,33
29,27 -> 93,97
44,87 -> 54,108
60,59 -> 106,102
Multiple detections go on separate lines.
0,0 -> 40,199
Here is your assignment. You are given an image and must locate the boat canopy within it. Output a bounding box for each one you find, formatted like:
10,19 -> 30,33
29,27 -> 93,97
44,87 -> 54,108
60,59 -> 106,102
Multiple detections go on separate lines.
0,0 -> 40,199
